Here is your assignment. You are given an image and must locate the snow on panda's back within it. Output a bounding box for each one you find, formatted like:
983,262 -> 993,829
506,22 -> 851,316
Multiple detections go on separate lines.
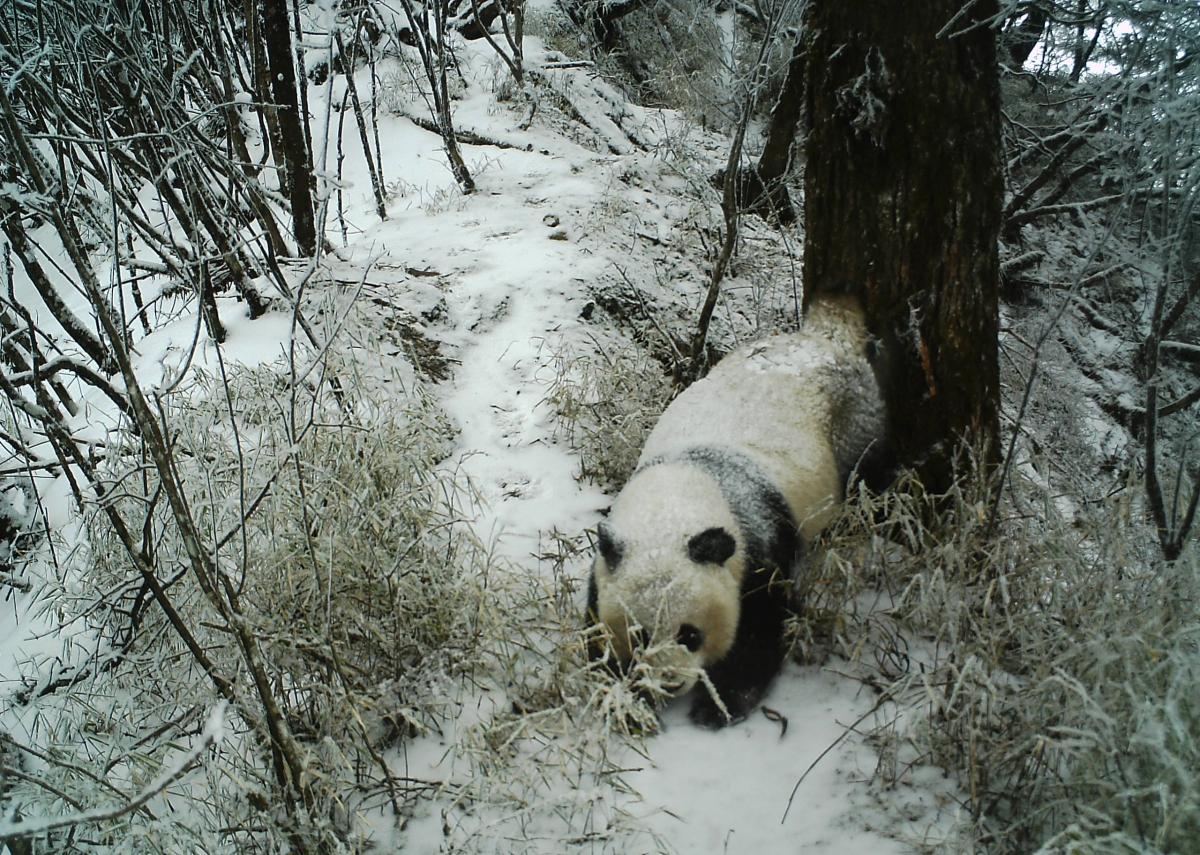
639,296 -> 879,540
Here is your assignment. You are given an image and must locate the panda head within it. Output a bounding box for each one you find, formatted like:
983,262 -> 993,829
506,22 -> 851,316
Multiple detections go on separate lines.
591,465 -> 745,695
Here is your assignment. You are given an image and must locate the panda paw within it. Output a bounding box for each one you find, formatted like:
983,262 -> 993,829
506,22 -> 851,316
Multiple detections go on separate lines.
688,694 -> 745,729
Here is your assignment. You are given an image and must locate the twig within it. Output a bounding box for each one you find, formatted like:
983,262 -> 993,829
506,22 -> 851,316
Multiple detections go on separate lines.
781,690 -> 893,824
0,573 -> 30,592
0,704 -> 225,840
333,27 -> 387,221
1158,384 -> 1200,418
400,111 -> 528,150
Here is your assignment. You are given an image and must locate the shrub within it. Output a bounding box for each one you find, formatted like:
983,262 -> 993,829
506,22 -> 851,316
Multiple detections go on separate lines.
815,467 -> 1199,854
544,338 -> 673,488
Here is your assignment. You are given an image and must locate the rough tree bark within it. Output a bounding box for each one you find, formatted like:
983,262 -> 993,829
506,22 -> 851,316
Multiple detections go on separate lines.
261,0 -> 318,255
803,1 -> 1003,494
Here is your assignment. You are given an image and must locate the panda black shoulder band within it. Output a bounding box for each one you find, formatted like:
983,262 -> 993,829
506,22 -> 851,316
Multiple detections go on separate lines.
636,446 -> 800,573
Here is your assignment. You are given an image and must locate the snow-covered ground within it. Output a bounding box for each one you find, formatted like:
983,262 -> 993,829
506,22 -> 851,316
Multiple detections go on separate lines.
0,30 -> 966,854
313,35 -> 965,852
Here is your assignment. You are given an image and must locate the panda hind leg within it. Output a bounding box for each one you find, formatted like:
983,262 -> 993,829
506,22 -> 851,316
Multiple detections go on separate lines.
855,436 -> 897,495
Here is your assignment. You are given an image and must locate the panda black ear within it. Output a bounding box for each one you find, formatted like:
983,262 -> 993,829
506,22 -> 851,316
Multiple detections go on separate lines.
595,521 -> 624,571
687,527 -> 736,565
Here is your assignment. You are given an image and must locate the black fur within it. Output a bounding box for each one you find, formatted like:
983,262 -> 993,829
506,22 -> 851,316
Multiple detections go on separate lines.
635,447 -> 801,727
845,436 -> 896,496
676,623 -> 704,652
595,521 -> 623,571
585,570 -> 616,667
585,570 -> 599,626
687,527 -> 736,565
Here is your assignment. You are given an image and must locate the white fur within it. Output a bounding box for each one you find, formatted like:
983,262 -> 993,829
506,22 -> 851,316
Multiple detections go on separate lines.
593,297 -> 884,691
639,295 -> 881,539
596,465 -> 743,677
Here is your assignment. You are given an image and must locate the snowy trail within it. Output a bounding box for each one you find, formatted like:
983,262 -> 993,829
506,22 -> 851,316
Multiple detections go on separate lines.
366,128 -> 962,850
0,42 -> 964,852
441,259 -> 599,551
380,151 -> 616,560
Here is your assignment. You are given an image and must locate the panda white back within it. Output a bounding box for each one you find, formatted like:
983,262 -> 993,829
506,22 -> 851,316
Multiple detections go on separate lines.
639,296 -> 881,539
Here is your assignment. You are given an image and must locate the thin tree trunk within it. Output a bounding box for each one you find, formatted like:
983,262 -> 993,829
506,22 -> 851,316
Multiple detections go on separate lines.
1005,5 -> 1047,70
748,33 -> 805,223
803,0 -> 1003,494
0,207 -> 113,373
261,0 -> 318,255
398,0 -> 475,193
248,0 -> 289,198
1071,20 -> 1103,83
433,0 -> 476,193
334,29 -> 387,221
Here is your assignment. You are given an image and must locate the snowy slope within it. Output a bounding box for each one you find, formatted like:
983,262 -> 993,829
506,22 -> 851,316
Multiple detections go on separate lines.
304,36 -> 965,853
0,30 -> 965,855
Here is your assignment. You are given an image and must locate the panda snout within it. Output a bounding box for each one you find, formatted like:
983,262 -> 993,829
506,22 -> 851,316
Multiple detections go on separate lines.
676,623 -> 705,653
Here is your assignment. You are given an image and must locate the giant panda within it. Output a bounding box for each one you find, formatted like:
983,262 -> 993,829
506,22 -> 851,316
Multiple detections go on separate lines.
585,295 -> 889,727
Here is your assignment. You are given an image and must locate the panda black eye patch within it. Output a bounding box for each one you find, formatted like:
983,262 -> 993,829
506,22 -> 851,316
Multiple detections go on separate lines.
687,527 -> 736,565
676,623 -> 704,652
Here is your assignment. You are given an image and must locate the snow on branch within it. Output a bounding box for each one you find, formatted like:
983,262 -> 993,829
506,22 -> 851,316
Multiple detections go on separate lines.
0,703 -> 226,840
2,355 -> 129,416
1005,191 -> 1127,231
1161,339 -> 1200,364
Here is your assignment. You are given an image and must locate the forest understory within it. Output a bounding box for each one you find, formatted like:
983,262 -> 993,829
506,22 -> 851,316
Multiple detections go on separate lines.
0,1 -> 1196,853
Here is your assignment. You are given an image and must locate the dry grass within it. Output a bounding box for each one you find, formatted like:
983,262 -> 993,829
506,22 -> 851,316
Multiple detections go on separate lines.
65,344 -> 495,849
543,338 -> 673,488
812,467 -> 1199,854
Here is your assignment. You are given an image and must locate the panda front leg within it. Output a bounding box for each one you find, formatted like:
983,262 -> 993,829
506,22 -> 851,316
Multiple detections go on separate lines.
584,570 -> 614,666
690,636 -> 786,727
689,583 -> 788,728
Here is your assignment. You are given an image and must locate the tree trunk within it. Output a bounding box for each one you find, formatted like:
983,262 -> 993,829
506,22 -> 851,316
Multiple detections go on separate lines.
747,33 -> 805,223
261,0 -> 318,255
802,1 -> 1003,494
1004,5 -> 1047,70
248,0 -> 288,198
